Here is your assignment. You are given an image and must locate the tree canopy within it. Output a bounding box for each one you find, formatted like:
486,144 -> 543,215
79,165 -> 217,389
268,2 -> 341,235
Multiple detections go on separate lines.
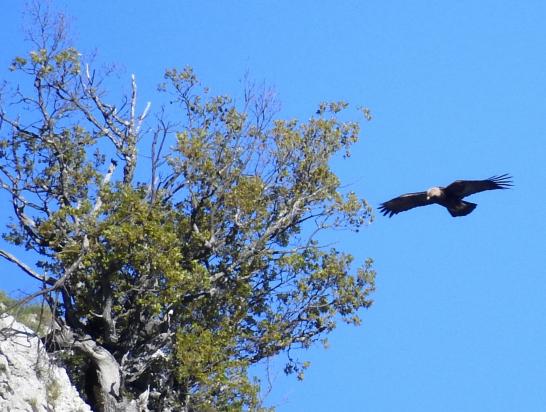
0,4 -> 375,411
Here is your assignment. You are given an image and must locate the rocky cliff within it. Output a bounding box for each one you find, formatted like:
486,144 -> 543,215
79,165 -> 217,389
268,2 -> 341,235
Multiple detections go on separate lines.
0,314 -> 92,412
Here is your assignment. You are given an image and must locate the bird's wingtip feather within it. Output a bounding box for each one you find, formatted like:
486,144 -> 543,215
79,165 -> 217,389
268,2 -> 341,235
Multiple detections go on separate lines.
488,173 -> 513,188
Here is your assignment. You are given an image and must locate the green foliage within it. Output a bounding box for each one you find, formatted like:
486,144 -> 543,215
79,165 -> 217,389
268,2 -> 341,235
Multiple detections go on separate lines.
175,325 -> 262,411
0,14 -> 375,409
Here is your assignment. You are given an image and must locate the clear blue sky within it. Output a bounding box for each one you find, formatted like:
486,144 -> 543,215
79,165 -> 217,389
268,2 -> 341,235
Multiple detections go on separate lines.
1,1 -> 545,411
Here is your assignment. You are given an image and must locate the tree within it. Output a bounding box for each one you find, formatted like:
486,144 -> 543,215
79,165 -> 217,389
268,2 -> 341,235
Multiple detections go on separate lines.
0,4 -> 375,411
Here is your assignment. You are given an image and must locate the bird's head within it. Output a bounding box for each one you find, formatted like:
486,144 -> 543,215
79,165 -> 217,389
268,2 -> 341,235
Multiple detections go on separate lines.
426,187 -> 443,200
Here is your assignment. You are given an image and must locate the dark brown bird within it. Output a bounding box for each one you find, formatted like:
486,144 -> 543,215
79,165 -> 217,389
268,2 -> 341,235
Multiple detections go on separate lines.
378,174 -> 513,217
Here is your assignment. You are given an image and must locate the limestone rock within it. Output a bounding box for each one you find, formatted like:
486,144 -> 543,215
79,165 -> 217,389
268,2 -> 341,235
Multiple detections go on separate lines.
0,314 -> 91,412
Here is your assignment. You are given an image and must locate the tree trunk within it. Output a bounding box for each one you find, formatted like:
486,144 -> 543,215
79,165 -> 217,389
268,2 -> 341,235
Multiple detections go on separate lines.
50,324 -> 149,412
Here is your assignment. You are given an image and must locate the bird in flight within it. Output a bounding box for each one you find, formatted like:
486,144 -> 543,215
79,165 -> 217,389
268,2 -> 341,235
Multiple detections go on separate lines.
378,174 -> 513,218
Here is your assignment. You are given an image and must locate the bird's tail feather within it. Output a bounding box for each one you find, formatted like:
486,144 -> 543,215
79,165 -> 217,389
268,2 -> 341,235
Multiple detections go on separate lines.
448,201 -> 477,217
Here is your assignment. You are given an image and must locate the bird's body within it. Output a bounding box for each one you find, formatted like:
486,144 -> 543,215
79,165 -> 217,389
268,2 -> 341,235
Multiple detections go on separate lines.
378,174 -> 512,218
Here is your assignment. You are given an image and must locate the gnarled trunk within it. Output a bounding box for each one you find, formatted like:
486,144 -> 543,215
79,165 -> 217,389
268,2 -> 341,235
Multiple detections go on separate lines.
50,323 -> 150,412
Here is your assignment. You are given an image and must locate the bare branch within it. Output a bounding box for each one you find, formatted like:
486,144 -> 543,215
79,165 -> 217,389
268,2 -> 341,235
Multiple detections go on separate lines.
0,249 -> 54,285
15,250 -> 87,308
136,101 -> 151,134
93,158 -> 117,213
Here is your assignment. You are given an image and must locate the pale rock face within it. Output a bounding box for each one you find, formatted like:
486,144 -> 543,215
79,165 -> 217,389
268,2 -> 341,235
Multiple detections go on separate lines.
0,315 -> 92,412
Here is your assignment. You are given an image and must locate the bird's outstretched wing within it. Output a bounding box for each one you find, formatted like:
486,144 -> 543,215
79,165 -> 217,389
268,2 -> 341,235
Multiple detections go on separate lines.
444,174 -> 513,198
378,191 -> 432,217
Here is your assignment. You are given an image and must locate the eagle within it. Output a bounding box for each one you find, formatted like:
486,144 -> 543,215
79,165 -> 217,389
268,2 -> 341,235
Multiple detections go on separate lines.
378,174 -> 513,217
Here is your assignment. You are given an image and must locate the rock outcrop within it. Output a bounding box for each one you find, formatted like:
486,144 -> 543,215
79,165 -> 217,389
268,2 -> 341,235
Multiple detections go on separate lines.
0,314 -> 92,412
